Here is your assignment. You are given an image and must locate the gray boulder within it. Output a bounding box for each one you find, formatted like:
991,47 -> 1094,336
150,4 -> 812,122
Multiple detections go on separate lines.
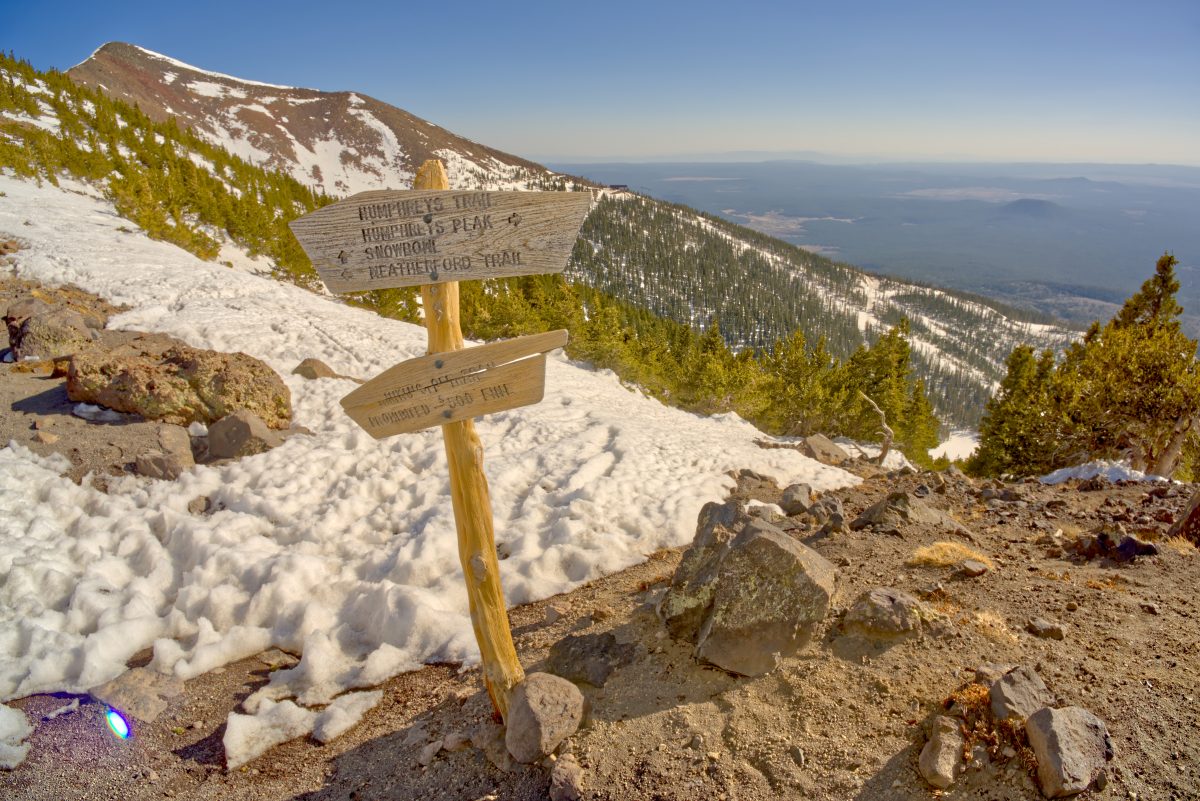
918,715 -> 964,789
13,309 -> 96,360
844,587 -> 926,638
694,521 -> 837,676
1026,706 -> 1114,797
850,491 -> 944,531
990,666 -> 1056,722
505,672 -> 584,763
657,501 -> 744,640
779,483 -> 814,515
800,433 -> 849,466
208,410 -> 283,459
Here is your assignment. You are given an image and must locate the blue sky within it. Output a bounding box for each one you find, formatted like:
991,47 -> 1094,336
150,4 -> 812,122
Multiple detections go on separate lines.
6,0 -> 1199,164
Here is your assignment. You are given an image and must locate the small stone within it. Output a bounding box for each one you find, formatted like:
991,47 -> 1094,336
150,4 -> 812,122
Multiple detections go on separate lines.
589,605 -> 614,623
135,449 -> 187,480
919,715 -> 964,789
706,751 -> 720,761
974,662 -> 1015,686
443,731 -> 470,752
187,495 -> 213,515
1027,617 -> 1066,640
147,770 -> 159,783
1139,602 -> 1159,615
549,753 -> 585,801
959,559 -> 989,577
292,358 -> 337,380
545,605 -> 567,624
789,746 -> 806,767
89,667 -> 184,724
208,410 -> 283,459
417,740 -> 442,766
844,587 -> 925,638
505,673 -> 584,763
257,649 -> 299,670
779,483 -> 814,516
1025,706 -> 1114,798
1065,601 -> 1079,612
33,430 -> 60,445
990,666 -> 1056,722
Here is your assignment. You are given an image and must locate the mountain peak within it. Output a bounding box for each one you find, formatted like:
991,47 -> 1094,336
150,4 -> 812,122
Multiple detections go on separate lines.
68,43 -> 556,196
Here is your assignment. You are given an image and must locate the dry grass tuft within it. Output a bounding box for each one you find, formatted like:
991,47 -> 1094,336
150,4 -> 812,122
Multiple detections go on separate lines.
973,610 -> 1018,642
907,541 -> 994,569
1165,536 -> 1197,556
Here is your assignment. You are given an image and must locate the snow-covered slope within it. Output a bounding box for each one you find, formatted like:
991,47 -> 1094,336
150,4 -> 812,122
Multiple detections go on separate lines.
68,43 -> 562,194
0,176 -> 857,761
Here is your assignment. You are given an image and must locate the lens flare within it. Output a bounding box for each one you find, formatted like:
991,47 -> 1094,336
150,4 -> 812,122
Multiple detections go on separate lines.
104,708 -> 131,739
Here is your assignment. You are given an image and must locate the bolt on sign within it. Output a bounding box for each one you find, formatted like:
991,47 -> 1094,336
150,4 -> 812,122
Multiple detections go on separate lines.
289,160 -> 591,722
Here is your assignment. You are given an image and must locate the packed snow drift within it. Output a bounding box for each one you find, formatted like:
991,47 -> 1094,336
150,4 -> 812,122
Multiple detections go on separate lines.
0,176 -> 860,765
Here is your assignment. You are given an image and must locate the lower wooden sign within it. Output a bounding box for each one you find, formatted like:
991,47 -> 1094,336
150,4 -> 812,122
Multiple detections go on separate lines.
340,330 -> 567,439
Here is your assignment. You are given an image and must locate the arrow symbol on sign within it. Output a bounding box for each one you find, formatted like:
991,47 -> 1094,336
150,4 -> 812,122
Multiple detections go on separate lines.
337,250 -> 349,264
507,213 -> 522,227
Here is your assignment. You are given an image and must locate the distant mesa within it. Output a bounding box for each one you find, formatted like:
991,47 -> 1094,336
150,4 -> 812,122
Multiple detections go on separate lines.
997,198 -> 1065,219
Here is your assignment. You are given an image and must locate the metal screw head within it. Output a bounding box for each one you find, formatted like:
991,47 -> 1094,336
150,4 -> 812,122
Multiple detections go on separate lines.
434,359 -> 444,369
430,271 -> 439,281
442,410 -> 453,419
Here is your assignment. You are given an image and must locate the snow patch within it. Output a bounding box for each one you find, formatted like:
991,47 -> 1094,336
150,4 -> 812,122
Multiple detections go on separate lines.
1039,460 -> 1169,485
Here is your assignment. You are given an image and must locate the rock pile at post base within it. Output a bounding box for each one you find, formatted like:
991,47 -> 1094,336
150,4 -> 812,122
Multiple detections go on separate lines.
919,664 -> 1113,798
657,500 -> 836,676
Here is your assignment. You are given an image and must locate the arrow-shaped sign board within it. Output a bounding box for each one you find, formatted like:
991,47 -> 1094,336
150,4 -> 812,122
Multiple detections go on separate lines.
289,190 -> 592,293
341,329 -> 567,438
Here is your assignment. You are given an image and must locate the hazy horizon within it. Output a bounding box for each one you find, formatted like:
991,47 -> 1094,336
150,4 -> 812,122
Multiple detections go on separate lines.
9,0 -> 1199,167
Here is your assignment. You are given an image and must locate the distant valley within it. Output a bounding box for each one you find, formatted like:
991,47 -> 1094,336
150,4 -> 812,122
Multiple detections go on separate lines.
552,160 -> 1200,332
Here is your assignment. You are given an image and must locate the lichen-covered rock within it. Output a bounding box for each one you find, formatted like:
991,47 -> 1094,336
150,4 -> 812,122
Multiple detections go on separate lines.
1026,706 -> 1114,797
657,501 -> 744,640
504,673 -> 584,764
695,520 -> 836,676
919,715 -> 964,789
13,309 -> 96,360
844,587 -> 926,638
4,297 -> 50,343
68,342 -> 291,429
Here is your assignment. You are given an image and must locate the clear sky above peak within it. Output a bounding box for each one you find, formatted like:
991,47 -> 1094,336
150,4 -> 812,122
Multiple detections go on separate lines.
8,0 -> 1200,165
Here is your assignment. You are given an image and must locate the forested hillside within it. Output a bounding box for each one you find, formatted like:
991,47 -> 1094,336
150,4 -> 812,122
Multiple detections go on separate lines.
3,50 -> 1053,456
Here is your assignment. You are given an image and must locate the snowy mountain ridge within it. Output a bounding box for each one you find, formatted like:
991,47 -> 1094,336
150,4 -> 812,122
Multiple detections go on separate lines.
59,44 -> 1078,424
68,43 -> 563,195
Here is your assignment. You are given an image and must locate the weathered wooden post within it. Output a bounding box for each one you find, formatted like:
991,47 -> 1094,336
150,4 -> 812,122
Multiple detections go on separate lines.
290,160 -> 590,720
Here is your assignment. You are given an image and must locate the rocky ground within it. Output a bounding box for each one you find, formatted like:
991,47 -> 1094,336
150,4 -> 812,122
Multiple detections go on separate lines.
3,272 -> 1199,801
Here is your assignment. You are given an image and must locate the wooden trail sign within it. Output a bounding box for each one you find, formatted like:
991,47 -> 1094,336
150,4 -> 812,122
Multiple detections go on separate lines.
340,329 -> 567,438
288,160 -> 589,723
288,188 -> 592,293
